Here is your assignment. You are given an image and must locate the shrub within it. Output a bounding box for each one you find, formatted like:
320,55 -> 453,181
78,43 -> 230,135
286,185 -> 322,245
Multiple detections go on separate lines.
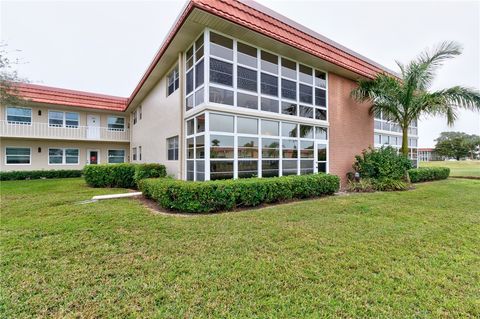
372,178 -> 408,191
133,163 -> 167,183
0,169 -> 83,181
138,173 -> 340,213
353,147 -> 412,180
408,167 -> 450,183
83,163 -> 167,188
347,178 -> 376,192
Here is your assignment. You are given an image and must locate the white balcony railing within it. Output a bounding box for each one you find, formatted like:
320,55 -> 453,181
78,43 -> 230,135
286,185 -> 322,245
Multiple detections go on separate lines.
0,120 -> 129,142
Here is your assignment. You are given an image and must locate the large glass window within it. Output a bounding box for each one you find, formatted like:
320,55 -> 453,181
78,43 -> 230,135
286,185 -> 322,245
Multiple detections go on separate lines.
261,97 -> 278,113
49,148 -> 63,164
210,161 -> 234,180
210,87 -> 233,105
238,160 -> 258,178
238,137 -> 258,158
281,102 -> 297,116
185,33 -> 205,111
210,58 -> 233,86
49,111 -> 79,128
237,92 -> 258,109
5,147 -> 30,164
281,79 -> 296,100
49,148 -> 79,165
282,122 -> 297,137
237,117 -> 258,134
261,120 -> 279,136
262,138 -> 279,158
281,58 -> 296,80
299,84 -> 313,104
65,149 -> 79,164
261,51 -> 278,74
48,111 -> 64,127
6,107 -> 31,124
237,42 -> 257,68
107,116 -> 125,131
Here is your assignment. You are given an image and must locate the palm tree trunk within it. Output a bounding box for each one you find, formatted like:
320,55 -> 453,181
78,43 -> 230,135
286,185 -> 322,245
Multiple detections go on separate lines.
401,126 -> 409,156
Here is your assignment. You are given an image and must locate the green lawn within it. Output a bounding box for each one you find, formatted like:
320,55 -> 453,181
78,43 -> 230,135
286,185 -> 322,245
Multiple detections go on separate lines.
1,178 -> 479,318
420,160 -> 480,177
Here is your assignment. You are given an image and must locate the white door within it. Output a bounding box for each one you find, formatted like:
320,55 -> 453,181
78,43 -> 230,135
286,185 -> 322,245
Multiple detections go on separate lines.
87,115 -> 100,139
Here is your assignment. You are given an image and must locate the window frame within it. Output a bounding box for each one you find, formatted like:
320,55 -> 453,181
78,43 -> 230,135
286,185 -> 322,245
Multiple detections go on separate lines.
48,110 -> 80,128
167,64 -> 180,96
167,136 -> 179,161
5,146 -> 32,165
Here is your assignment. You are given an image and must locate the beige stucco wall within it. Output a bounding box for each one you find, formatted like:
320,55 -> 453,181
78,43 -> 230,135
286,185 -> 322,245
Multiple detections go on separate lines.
130,58 -> 183,178
0,138 -> 129,171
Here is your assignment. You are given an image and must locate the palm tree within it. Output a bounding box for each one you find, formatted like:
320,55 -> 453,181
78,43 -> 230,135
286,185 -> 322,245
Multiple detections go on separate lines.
351,41 -> 480,156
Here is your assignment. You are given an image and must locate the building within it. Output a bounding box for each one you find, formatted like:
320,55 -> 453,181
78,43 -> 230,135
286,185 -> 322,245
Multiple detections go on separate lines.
0,0 -> 418,184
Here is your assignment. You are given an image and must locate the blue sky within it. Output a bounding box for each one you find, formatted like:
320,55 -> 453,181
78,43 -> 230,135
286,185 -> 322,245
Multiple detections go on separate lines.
1,0 -> 479,147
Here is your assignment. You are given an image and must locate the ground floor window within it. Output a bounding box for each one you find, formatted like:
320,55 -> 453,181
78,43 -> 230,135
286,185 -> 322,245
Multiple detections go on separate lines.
185,111 -> 328,181
5,147 -> 31,164
108,150 -> 125,163
49,148 -> 79,165
132,147 -> 137,161
167,136 -> 179,160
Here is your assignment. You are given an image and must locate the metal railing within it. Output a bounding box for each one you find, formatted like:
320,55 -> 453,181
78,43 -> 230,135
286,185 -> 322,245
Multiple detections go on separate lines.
0,120 -> 129,142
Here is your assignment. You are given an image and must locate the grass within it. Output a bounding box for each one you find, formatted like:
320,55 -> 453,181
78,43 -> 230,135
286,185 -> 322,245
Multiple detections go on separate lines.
420,160 -> 480,177
1,178 -> 479,318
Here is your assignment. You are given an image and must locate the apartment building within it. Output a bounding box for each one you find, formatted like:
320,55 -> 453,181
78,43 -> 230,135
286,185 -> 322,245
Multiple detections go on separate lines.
0,0 -> 417,183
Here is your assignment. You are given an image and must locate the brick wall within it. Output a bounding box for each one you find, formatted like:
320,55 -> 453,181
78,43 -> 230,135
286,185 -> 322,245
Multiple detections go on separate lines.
328,73 -> 373,187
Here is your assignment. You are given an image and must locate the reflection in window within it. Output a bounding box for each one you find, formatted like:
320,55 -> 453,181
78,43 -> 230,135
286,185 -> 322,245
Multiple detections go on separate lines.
262,160 -> 279,177
238,92 -> 258,109
238,137 -> 258,158
210,113 -> 234,132
237,66 -> 257,92
261,120 -> 279,136
210,135 -> 234,158
262,138 -> 279,158
261,97 -> 279,113
299,84 -> 313,104
237,117 -> 258,134
210,87 -> 234,105
282,139 -> 298,158
238,160 -> 258,178
210,58 -> 233,86
261,73 -> 278,96
281,79 -> 296,100
282,122 -> 297,137
281,102 -> 297,116
299,105 -> 314,119
210,161 -> 234,180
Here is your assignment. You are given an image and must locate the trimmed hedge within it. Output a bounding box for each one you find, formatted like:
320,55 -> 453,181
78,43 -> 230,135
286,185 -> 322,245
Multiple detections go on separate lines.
138,173 -> 340,213
408,167 -> 450,183
83,163 -> 166,188
0,169 -> 83,181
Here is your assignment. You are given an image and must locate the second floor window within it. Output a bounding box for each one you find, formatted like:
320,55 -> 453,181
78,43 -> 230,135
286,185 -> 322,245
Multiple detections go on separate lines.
6,107 -> 31,124
107,116 -> 125,131
167,136 -> 179,160
48,111 -> 79,128
167,66 -> 179,96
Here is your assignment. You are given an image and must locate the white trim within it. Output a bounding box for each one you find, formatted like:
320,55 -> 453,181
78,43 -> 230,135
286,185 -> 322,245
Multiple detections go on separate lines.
4,146 -> 32,166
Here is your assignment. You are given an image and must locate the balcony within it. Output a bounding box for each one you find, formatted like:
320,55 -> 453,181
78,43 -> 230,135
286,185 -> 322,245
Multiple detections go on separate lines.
0,120 -> 129,142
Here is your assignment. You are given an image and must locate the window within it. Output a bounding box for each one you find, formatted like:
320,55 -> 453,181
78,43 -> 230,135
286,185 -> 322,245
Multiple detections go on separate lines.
133,108 -> 137,125
281,79 -> 296,100
261,73 -> 278,96
237,92 -> 258,109
49,148 -> 79,165
167,136 -> 179,160
132,147 -> 137,161
281,102 -> 297,116
315,88 -> 326,107
167,65 -> 180,96
185,34 -> 205,111
138,105 -> 142,120
210,161 -> 234,180
299,105 -> 314,119
238,160 -> 258,178
299,84 -> 313,104
261,97 -> 278,113
281,58 -> 296,79
210,113 -> 234,132
237,117 -> 258,134
108,150 -> 125,163
317,143 -> 327,173
210,135 -> 234,158
262,138 -> 279,158
315,70 -> 327,88
210,58 -> 233,86
315,127 -> 328,140
238,137 -> 258,158
210,32 -> 233,60
261,51 -> 278,74
299,65 -> 313,84
237,66 -> 257,92
282,139 -> 298,158
49,111 -> 79,128
139,146 -> 142,161
237,42 -> 257,68
282,122 -> 297,137
261,120 -> 279,136
107,116 -> 125,131
6,107 -> 31,124
5,147 -> 30,164
300,125 -> 314,139
210,86 -> 233,105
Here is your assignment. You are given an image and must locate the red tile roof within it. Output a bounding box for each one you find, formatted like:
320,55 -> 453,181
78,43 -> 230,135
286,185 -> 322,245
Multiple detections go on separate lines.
12,83 -> 128,112
128,0 -> 394,106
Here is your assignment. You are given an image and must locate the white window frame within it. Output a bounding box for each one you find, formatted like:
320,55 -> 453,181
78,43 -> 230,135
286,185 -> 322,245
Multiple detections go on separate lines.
167,65 -> 180,96
48,148 -> 80,165
107,149 -> 126,164
6,106 -> 32,125
138,146 -> 142,161
5,147 -> 32,165
167,136 -> 179,161
132,147 -> 137,161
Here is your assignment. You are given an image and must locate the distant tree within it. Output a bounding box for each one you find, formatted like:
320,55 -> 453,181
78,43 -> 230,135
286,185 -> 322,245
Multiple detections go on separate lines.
351,41 -> 480,157
0,43 -> 28,105
434,132 -> 472,160
465,134 -> 480,159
